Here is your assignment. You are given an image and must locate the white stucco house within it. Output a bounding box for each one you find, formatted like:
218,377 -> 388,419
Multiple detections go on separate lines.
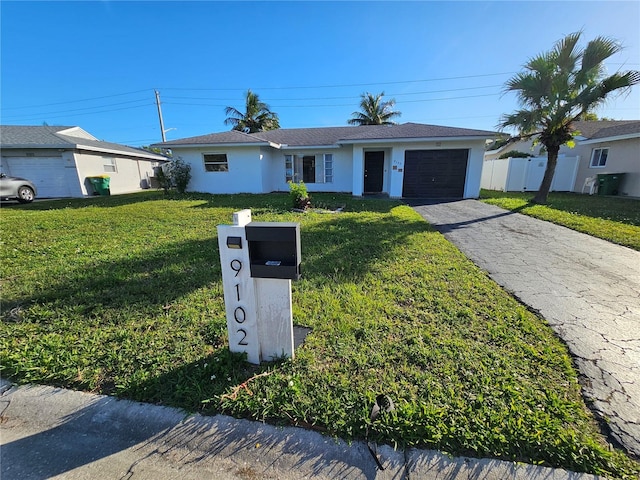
154,123 -> 499,199
484,120 -> 640,197
0,125 -> 167,198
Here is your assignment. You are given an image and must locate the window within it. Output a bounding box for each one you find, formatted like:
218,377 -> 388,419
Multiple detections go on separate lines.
590,148 -> 609,168
103,157 -> 117,173
324,154 -> 333,183
284,153 -> 333,184
285,155 -> 294,182
203,153 -> 229,172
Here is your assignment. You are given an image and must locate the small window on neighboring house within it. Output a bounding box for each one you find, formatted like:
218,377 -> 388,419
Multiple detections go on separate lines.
590,148 -> 609,167
103,157 -> 117,172
203,153 -> 229,172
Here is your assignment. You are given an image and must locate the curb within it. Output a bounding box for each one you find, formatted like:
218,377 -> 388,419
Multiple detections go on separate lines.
0,380 -> 600,479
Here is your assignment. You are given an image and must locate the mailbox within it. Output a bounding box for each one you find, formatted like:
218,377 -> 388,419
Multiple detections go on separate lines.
245,222 -> 301,280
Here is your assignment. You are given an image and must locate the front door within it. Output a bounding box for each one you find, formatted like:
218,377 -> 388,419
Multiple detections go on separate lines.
302,156 -> 315,183
364,151 -> 384,193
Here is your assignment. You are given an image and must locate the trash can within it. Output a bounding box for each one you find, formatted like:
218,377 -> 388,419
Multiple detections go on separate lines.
88,175 -> 111,196
597,173 -> 624,196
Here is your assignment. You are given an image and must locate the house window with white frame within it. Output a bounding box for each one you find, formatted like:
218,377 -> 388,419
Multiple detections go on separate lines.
103,157 -> 117,173
590,148 -> 609,168
203,153 -> 229,172
284,153 -> 334,184
285,155 -> 294,182
323,154 -> 333,183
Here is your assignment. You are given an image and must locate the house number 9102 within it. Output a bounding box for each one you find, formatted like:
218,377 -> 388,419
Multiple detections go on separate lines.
230,259 -> 248,346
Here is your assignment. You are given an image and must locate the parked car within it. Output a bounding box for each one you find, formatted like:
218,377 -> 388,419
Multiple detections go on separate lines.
0,173 -> 37,203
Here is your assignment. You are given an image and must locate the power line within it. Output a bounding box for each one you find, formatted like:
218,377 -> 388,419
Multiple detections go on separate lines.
3,104 -> 154,122
162,84 -> 503,103
112,137 -> 164,145
3,64 -> 635,114
163,92 -> 501,109
159,72 -> 516,92
0,71 -> 512,120
0,89 -> 152,110
1,98 -> 152,120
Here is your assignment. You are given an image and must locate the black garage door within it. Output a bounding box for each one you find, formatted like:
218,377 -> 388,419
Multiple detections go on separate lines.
402,149 -> 469,198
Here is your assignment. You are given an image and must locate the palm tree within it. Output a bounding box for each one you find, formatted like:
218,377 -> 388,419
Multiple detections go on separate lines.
348,92 -> 401,126
499,32 -> 640,204
224,90 -> 280,133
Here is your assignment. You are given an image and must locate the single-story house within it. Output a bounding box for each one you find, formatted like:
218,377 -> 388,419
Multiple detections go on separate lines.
485,120 -> 640,197
0,125 -> 167,198
153,123 -> 499,199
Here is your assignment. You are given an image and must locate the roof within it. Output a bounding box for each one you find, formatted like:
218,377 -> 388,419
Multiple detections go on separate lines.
0,125 -> 167,161
157,129 -> 271,147
0,125 -> 80,146
571,120 -> 640,140
154,123 -> 499,149
487,120 -> 640,154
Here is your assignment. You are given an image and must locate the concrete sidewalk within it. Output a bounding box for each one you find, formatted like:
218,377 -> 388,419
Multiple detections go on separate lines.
0,380 -> 599,480
410,199 -> 640,458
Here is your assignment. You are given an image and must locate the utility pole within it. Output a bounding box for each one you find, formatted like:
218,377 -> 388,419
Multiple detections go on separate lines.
155,90 -> 166,142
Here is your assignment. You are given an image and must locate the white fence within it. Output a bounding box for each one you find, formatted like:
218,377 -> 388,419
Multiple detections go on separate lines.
481,156 -> 579,192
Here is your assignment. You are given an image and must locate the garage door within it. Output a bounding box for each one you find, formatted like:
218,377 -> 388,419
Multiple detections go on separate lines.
402,149 -> 468,198
4,157 -> 72,198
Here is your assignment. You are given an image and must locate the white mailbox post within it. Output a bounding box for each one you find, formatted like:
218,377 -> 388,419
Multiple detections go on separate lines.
217,210 -> 300,364
217,209 -> 260,364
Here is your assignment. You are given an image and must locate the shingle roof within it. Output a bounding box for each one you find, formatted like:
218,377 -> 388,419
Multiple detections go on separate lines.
337,122 -> 499,141
571,120 -> 640,139
0,125 -> 167,160
155,123 -> 499,148
0,125 -> 78,146
252,126 -> 357,146
158,130 -> 270,146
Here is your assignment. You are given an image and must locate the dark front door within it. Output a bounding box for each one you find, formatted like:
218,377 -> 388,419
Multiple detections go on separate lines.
364,151 -> 384,193
302,156 -> 315,183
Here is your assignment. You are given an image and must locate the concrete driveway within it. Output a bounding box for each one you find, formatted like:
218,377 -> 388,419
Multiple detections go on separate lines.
410,199 -> 640,457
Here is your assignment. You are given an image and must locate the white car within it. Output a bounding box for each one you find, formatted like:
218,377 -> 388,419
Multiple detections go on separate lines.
0,173 -> 37,203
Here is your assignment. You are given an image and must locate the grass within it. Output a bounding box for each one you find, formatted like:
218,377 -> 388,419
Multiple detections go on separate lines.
1,191 -> 638,478
479,190 -> 640,251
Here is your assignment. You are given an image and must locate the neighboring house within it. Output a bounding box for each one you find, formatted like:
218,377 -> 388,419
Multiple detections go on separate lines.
153,123 -> 499,199
0,125 -> 167,198
485,121 -> 640,197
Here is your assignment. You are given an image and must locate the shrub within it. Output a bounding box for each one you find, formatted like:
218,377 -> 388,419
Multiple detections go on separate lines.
156,157 -> 192,194
167,157 -> 192,194
499,150 -> 533,159
288,181 -> 311,210
154,166 -> 170,193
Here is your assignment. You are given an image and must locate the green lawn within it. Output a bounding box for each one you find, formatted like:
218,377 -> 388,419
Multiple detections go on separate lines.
1,192 -> 638,478
480,190 -> 640,251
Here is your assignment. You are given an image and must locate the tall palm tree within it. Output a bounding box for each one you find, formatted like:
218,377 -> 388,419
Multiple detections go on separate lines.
500,32 -> 639,204
348,92 -> 401,126
224,90 -> 280,133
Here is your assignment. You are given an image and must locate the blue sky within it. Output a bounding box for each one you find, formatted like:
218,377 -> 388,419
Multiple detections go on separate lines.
2,1 -> 639,147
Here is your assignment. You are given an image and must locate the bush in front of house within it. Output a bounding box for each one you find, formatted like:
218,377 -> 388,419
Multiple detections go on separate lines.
288,181 -> 311,210
168,157 -> 192,194
158,157 -> 192,194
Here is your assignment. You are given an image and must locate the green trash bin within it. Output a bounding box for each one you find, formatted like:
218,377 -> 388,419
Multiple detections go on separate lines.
596,173 -> 624,196
88,175 -> 111,196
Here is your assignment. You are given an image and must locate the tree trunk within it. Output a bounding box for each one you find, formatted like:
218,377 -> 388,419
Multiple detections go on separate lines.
533,145 -> 559,204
